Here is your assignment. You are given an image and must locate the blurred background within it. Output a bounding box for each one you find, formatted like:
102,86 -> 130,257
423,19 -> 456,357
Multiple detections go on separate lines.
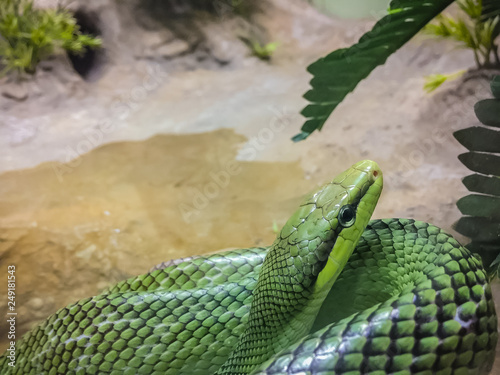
0,0 -> 499,370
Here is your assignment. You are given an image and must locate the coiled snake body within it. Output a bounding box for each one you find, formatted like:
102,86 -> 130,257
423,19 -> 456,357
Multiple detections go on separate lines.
1,160 -> 497,374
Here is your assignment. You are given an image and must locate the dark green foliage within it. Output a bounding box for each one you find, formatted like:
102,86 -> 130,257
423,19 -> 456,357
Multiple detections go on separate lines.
481,0 -> 500,65
482,0 -> 500,22
458,152 -> 500,175
294,0 -> 455,141
454,75 -> 500,277
457,194 -> 500,218
463,174 -> 500,195
454,126 -> 500,151
0,0 -> 101,76
455,217 -> 499,242
481,0 -> 500,42
491,74 -> 500,96
474,98 -> 500,125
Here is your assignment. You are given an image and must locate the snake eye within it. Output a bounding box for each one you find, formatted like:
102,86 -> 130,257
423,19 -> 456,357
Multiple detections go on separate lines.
338,205 -> 356,227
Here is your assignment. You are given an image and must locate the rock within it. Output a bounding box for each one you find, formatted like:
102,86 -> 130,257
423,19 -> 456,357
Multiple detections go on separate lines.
153,39 -> 192,59
204,24 -> 247,65
1,81 -> 28,102
139,34 -> 192,60
143,31 -> 174,50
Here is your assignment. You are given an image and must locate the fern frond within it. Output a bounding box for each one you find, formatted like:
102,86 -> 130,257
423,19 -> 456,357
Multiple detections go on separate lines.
454,75 -> 500,277
294,0 -> 455,141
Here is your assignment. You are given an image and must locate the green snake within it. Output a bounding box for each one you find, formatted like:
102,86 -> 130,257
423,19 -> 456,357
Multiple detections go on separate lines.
1,160 -> 497,374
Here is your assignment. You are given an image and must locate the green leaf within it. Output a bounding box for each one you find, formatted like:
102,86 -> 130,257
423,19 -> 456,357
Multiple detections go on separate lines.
453,126 -> 500,151
294,0 -> 455,141
424,73 -> 449,92
490,252 -> 500,266
491,75 -> 500,99
454,216 -> 500,242
459,152 -> 500,175
424,70 -> 466,92
482,0 -> 500,40
490,254 -> 500,278
457,0 -> 481,19
482,0 -> 500,21
467,241 -> 500,275
456,76 -> 500,279
474,99 -> 500,127
457,194 -> 500,219
477,15 -> 500,51
463,174 -> 500,196
424,13 -> 477,49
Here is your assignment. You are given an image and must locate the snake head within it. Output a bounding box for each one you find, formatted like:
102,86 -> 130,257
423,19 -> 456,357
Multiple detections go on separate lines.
274,160 -> 383,291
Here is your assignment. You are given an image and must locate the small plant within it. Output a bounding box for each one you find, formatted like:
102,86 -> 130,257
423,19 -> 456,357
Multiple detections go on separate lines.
239,36 -> 278,60
423,70 -> 467,92
0,0 -> 102,76
425,0 -> 499,68
423,0 -> 499,92
250,41 -> 278,60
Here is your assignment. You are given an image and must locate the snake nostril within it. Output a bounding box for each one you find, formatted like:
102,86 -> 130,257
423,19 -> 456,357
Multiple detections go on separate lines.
373,170 -> 379,178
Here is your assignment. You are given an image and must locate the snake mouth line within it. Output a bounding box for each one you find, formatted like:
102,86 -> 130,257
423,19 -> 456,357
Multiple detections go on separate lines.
313,161 -> 383,293
327,253 -> 341,268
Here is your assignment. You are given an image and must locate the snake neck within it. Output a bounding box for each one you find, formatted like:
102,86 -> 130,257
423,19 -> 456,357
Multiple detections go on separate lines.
215,236 -> 335,375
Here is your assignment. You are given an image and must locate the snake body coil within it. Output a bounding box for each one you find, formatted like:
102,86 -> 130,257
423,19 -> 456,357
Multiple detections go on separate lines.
0,160 -> 497,374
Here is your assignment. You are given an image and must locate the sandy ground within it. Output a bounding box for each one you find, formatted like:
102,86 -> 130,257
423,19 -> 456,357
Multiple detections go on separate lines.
1,0 -> 499,370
